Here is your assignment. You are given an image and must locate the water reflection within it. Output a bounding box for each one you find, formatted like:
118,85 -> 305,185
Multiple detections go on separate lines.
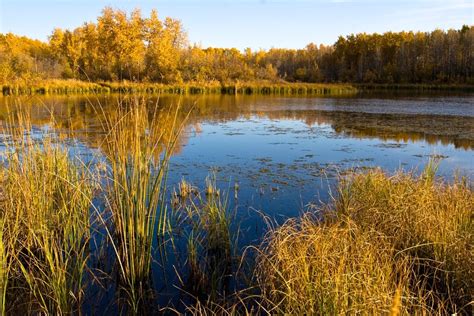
1,94 -> 473,151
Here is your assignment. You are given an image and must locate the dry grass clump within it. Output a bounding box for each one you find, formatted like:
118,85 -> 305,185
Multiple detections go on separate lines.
336,164 -> 473,312
256,164 -> 473,315
256,214 -> 409,314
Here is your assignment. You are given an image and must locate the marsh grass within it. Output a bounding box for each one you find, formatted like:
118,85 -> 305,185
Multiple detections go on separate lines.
98,96 -> 184,313
0,218 -> 9,316
255,164 -> 473,315
1,79 -> 358,96
256,214 -> 409,314
0,96 -> 189,314
173,175 -> 237,306
1,79 -> 110,96
335,163 -> 473,313
0,109 -> 94,314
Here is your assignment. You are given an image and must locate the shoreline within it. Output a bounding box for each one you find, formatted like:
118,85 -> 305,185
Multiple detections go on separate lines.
2,80 -> 473,97
2,80 -> 357,96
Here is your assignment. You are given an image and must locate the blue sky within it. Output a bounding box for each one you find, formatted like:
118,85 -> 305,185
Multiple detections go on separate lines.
1,0 -> 473,50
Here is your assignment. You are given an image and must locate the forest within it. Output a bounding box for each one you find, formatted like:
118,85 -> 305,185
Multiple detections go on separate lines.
0,7 -> 473,85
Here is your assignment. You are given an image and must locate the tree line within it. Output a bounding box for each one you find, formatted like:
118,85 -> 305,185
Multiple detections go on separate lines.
1,7 -> 473,84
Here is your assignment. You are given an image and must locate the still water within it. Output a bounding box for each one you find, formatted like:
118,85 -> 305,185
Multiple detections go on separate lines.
0,92 -> 473,310
1,93 -> 473,226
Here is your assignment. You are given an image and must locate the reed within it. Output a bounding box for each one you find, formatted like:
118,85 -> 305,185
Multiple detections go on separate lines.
1,79 -> 358,96
0,109 -> 94,314
255,164 -> 473,314
0,218 -> 9,316
100,96 -> 183,313
334,163 -> 473,312
177,176 -> 235,303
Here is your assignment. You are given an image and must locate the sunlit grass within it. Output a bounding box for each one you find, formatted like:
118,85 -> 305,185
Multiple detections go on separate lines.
335,162 -> 473,312
99,96 -> 183,313
255,163 -> 473,314
172,175 -> 237,305
1,79 -> 358,96
0,218 -> 9,316
0,110 -> 94,314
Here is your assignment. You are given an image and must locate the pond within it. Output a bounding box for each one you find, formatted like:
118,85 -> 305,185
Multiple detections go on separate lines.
0,92 -> 473,311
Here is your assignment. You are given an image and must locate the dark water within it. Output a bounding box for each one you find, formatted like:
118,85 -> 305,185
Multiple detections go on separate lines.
0,92 -> 473,311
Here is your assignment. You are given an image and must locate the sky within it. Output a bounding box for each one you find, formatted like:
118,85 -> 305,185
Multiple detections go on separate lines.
1,0 -> 473,50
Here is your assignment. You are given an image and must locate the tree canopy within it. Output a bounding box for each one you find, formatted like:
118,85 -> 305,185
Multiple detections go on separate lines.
1,8 -> 472,84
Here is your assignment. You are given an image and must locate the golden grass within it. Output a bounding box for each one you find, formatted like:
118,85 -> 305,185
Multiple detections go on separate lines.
0,111 -> 94,314
99,96 -> 184,314
0,96 -> 187,314
179,176 -> 234,301
255,165 -> 473,315
1,79 -> 358,96
0,218 -> 8,315
256,214 -> 407,314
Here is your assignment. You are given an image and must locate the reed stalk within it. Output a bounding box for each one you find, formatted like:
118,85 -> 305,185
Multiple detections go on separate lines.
100,96 -> 183,313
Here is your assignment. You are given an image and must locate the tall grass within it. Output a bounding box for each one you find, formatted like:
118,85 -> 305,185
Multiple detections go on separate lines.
0,218 -> 9,316
170,175 -> 238,310
2,79 -> 358,96
335,163 -> 473,312
256,214 -> 410,314
255,164 -> 473,314
100,96 -> 183,313
1,79 -> 110,96
0,109 -> 94,314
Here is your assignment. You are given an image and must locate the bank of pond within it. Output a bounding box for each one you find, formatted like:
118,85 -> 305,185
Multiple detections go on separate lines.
2,79 -> 474,97
1,80 -> 357,96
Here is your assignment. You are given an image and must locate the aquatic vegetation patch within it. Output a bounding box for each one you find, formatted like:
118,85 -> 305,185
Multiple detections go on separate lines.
255,164 -> 473,314
0,116 -> 95,314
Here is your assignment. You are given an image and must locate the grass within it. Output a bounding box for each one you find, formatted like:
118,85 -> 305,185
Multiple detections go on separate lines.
336,163 -> 473,311
99,96 -> 184,314
0,219 -> 9,316
1,79 -> 358,96
256,214 -> 407,314
0,96 -> 189,314
357,82 -> 474,92
3,79 -> 474,97
0,110 -> 94,314
1,79 -> 110,96
255,163 -> 473,315
174,175 -> 236,303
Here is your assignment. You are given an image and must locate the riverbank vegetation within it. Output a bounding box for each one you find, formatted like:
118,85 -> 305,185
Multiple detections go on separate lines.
0,112 -> 95,314
1,79 -> 358,96
0,8 -> 472,95
0,100 -> 472,314
256,166 -> 473,314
